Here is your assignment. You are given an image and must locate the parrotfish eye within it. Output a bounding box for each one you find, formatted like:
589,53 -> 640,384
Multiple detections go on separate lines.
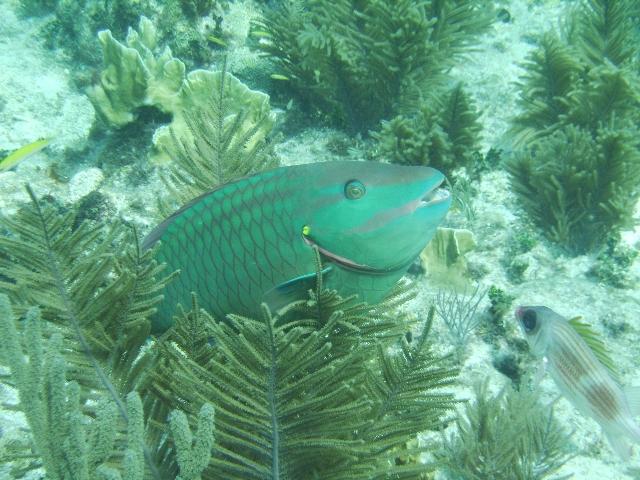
522,309 -> 537,332
344,179 -> 366,200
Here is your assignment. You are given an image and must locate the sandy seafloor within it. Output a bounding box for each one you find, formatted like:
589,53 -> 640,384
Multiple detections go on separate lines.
1,0 -> 640,478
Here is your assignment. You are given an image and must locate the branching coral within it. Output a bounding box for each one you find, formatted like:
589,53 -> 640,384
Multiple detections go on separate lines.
0,296 -> 147,479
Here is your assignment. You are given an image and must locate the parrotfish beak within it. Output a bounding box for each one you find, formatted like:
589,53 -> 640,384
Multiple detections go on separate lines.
415,174 -> 451,215
353,167 -> 451,271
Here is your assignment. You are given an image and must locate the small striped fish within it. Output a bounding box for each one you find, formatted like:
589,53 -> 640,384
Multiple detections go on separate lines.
516,305 -> 640,459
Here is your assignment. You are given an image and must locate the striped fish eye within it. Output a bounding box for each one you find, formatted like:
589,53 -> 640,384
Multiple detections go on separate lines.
344,180 -> 366,200
522,309 -> 537,332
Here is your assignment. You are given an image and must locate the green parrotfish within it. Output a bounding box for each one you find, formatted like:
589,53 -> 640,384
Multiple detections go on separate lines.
144,161 -> 451,332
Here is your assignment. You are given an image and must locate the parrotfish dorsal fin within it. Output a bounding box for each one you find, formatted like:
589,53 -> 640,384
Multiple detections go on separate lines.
568,316 -> 619,383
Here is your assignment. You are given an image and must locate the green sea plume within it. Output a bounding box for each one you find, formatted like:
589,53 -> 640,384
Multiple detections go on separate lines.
153,66 -> 277,200
138,290 -> 459,478
373,82 -> 483,174
438,381 -> 573,479
254,0 -> 492,133
0,182 -> 458,478
506,0 -> 640,254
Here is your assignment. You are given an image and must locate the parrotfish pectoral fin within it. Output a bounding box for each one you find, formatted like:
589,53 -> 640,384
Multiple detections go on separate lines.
274,267 -> 332,292
263,267 -> 332,311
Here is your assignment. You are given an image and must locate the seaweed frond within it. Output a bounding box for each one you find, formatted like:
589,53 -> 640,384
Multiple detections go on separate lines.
572,0 -> 640,67
438,381 -> 574,479
510,33 -> 580,145
159,64 -> 278,206
0,187 -> 173,391
137,287 -> 457,479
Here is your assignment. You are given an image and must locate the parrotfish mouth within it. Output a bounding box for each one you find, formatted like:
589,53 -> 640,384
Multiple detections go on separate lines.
304,179 -> 451,274
419,186 -> 451,209
416,173 -> 452,210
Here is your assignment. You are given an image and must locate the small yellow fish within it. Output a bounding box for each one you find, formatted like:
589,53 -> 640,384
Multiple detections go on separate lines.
270,74 -> 290,81
0,138 -> 51,172
207,35 -> 227,47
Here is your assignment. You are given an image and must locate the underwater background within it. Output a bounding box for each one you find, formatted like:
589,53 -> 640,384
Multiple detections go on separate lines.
1,0 -> 640,478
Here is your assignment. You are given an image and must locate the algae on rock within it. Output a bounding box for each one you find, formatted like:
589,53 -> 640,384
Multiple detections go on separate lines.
420,227 -> 477,289
23,0 -> 155,68
21,0 -> 224,76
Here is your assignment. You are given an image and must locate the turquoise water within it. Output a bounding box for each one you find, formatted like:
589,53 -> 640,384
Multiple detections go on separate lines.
1,1 -> 639,478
